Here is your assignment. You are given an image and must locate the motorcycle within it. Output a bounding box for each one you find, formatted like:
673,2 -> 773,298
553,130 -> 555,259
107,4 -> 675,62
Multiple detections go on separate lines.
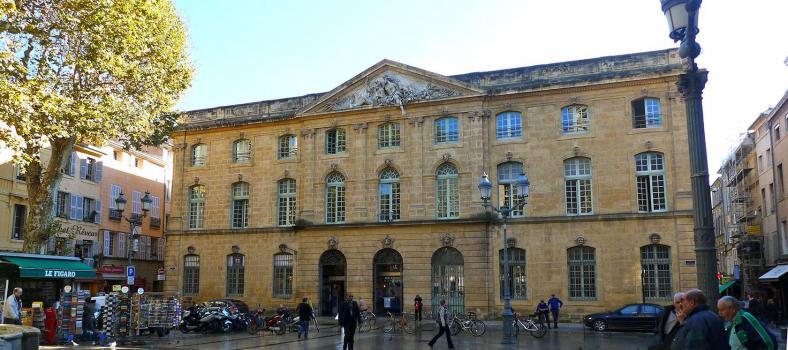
179,306 -> 203,333
197,306 -> 232,334
245,306 -> 266,335
226,306 -> 248,332
262,313 -> 286,335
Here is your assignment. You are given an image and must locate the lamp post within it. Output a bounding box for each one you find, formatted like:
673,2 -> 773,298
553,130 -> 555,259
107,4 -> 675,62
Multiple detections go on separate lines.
659,0 -> 718,306
478,172 -> 530,344
114,191 -> 152,286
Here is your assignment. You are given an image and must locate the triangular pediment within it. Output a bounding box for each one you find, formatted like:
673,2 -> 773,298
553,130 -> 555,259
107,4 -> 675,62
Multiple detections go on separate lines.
299,60 -> 483,115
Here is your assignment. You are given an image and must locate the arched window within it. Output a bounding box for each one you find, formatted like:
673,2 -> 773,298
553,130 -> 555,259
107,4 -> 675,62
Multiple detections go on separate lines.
231,182 -> 249,228
431,247 -> 464,315
562,105 -> 589,134
183,254 -> 200,295
325,172 -> 346,224
567,246 -> 596,300
632,97 -> 662,128
379,168 -> 400,222
188,185 -> 205,229
635,152 -> 667,212
325,128 -> 346,154
496,111 -> 522,139
191,144 -> 207,166
499,247 -> 527,300
232,139 -> 252,163
277,179 -> 296,227
378,123 -> 401,148
497,162 -> 524,217
273,253 -> 294,298
278,135 -> 297,159
640,244 -> 672,300
435,117 -> 459,144
226,253 -> 245,296
436,163 -> 459,219
564,157 -> 593,215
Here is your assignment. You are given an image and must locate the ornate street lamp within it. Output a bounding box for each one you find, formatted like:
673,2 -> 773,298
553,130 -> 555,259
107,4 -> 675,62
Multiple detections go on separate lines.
659,0 -> 719,306
114,191 -> 152,283
478,172 -> 530,344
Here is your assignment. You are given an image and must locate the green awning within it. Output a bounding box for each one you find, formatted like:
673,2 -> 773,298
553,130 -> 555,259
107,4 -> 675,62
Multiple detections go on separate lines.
1,256 -> 96,279
719,280 -> 737,293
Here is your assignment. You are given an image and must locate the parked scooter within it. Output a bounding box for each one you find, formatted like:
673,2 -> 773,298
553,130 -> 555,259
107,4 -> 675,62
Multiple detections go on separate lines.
245,306 -> 266,335
179,306 -> 203,333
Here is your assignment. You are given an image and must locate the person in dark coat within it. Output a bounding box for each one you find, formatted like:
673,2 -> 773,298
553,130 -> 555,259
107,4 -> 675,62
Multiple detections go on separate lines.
296,298 -> 313,340
718,296 -> 777,350
535,300 -> 550,328
670,289 -> 729,350
82,297 -> 96,341
414,295 -> 423,321
547,294 -> 564,328
337,293 -> 361,350
650,292 -> 685,350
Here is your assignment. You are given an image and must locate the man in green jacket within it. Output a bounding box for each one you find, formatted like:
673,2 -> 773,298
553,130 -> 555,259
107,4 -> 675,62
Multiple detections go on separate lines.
717,296 -> 777,350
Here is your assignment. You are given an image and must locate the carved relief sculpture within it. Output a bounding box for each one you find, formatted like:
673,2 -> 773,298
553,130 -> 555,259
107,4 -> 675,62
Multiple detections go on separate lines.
325,73 -> 462,113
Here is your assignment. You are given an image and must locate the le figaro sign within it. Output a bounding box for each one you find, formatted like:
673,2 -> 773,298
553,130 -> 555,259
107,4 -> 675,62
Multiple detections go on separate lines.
44,270 -> 77,278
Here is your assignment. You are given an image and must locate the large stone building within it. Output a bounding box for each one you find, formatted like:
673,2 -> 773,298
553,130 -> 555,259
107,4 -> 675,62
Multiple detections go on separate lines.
164,49 -> 700,320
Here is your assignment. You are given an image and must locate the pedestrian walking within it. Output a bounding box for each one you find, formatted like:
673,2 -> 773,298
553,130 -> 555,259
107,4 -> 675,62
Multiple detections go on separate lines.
717,296 -> 777,350
762,299 -> 777,328
428,299 -> 454,349
338,293 -> 361,350
82,297 -> 97,342
2,288 -> 22,325
296,297 -> 313,340
670,289 -> 728,350
547,294 -> 563,328
649,292 -> 685,350
536,300 -> 550,328
414,295 -> 423,321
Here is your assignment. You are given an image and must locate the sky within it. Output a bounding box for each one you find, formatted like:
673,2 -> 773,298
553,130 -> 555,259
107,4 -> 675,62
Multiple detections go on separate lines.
172,0 -> 788,174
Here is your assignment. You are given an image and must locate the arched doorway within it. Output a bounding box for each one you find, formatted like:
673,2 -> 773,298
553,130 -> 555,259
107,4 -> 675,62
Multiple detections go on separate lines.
431,247 -> 464,315
319,250 -> 346,316
373,248 -> 403,314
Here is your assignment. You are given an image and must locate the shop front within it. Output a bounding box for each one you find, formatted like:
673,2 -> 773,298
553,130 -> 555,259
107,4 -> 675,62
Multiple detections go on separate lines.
0,252 -> 97,308
758,264 -> 788,326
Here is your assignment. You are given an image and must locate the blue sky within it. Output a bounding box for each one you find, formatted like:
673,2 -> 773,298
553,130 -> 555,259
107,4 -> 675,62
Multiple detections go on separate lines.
173,0 -> 787,172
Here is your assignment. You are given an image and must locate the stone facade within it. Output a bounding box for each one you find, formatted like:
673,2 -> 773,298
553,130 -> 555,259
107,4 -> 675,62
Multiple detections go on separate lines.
164,49 -> 699,320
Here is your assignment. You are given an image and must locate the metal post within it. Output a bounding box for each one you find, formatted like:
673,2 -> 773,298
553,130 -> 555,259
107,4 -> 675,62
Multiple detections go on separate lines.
501,214 -> 515,344
641,268 -> 646,305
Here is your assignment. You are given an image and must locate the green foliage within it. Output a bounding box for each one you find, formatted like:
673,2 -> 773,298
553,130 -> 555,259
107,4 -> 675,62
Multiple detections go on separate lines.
0,0 -> 193,250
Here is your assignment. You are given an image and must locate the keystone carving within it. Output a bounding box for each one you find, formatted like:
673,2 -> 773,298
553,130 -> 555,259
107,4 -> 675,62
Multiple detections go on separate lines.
575,235 -> 586,246
440,233 -> 455,247
649,233 -> 662,244
328,236 -> 339,250
382,235 -> 394,248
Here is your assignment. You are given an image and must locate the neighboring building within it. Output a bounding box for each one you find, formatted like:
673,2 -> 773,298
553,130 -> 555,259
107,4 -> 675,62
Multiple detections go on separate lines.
0,145 -> 35,252
164,49 -> 699,320
97,142 -> 168,292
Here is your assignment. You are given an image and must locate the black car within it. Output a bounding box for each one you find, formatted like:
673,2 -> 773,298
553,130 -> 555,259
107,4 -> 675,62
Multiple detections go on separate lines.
204,299 -> 251,314
584,303 -> 664,332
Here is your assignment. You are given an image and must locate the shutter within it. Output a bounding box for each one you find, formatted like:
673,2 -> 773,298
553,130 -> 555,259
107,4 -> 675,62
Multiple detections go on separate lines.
70,194 -> 78,220
117,232 -> 125,258
103,230 -> 111,256
110,185 -> 119,209
79,158 -> 87,179
158,239 -> 165,261
95,161 -> 103,182
70,152 -> 77,176
75,196 -> 84,221
94,199 -> 101,224
51,191 -> 57,217
46,237 -> 56,254
91,238 -> 99,257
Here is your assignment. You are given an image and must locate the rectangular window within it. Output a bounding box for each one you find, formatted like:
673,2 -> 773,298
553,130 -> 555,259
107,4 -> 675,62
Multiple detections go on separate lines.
326,129 -> 346,154
85,158 -> 96,180
636,153 -> 667,212
273,254 -> 294,298
568,247 -> 596,300
82,197 -> 94,222
435,117 -> 459,143
562,105 -> 590,134
226,255 -> 245,296
63,152 -> 76,176
436,177 -> 460,219
779,164 -> 785,198
378,123 -> 401,148
278,136 -> 297,159
277,180 -> 297,227
14,165 -> 25,181
56,191 -> 70,218
632,98 -> 662,128
758,155 -> 764,172
769,183 -> 776,213
132,191 -> 142,214
113,150 -> 120,160
108,233 -> 116,257
151,196 -> 160,219
776,126 -> 781,140
326,184 -> 346,223
12,204 -> 26,240
641,245 -> 672,300
378,182 -> 401,221
183,255 -> 200,295
762,188 -> 768,214
499,249 -> 527,300
496,112 -> 522,139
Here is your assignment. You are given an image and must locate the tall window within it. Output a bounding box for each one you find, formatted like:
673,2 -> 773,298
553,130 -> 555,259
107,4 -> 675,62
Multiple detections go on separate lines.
565,157 -> 593,215
325,172 -> 346,224
191,144 -> 207,166
14,165 -> 25,181
636,152 -> 667,212
273,253 -> 294,298
277,179 -> 297,227
379,168 -> 401,222
562,105 -> 590,134
435,117 -> 459,144
188,185 -> 206,229
641,244 -> 672,300
56,191 -> 69,218
232,139 -> 252,163
497,162 -> 524,217
632,98 -> 662,128
567,246 -> 596,300
326,129 -> 346,154
436,163 -> 460,219
231,182 -> 249,228
378,123 -> 401,148
12,204 -> 26,240
226,254 -> 245,296
496,111 -> 522,139
183,254 -> 200,295
278,135 -> 297,159
499,248 -> 527,300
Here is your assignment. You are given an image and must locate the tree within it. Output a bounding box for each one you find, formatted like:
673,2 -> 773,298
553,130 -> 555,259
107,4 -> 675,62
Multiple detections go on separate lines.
0,0 -> 193,252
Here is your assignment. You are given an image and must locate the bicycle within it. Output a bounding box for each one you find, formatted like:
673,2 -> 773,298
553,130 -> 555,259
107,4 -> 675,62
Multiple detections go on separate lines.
449,312 -> 486,337
383,312 -> 414,334
513,313 -> 547,338
359,310 -> 376,332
